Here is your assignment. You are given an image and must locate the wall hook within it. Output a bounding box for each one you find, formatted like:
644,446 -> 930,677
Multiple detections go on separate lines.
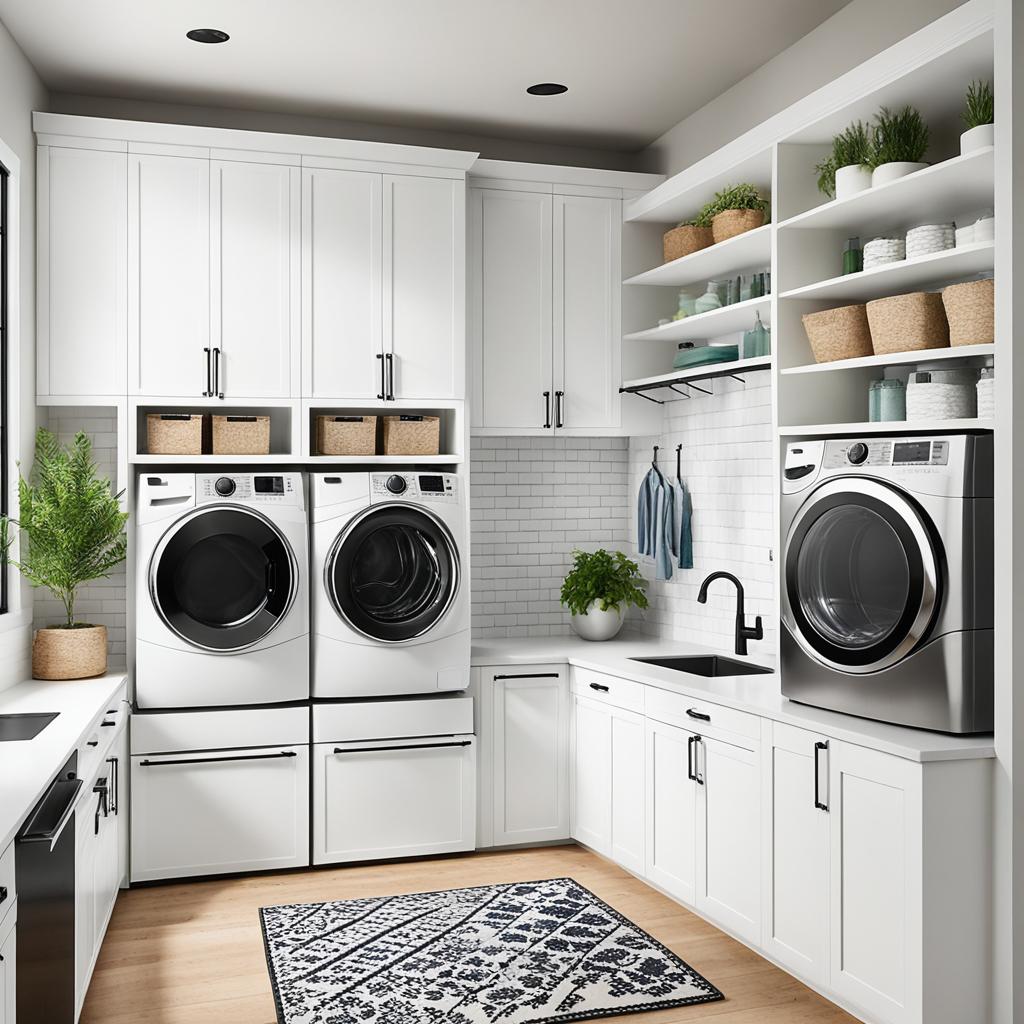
675,444 -> 682,479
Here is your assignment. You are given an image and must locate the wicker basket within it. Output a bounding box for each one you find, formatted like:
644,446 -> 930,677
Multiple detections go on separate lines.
942,279 -> 994,346
866,292 -> 949,355
146,413 -> 207,455
801,304 -> 873,363
32,625 -> 107,680
662,223 -> 713,263
315,415 -> 378,456
711,208 -> 765,244
382,415 -> 441,456
211,415 -> 271,455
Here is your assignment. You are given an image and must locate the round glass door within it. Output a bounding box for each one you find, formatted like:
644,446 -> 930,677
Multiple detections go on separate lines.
151,507 -> 296,652
326,505 -> 459,643
784,479 -> 941,673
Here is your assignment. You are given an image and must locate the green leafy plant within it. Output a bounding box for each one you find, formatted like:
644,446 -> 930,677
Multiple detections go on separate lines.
0,429 -> 128,627
814,120 -> 873,197
697,183 -> 770,224
962,79 -> 993,130
560,549 -> 649,617
871,105 -> 929,165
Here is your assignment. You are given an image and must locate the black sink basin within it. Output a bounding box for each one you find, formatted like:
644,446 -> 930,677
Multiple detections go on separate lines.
0,712 -> 59,741
630,655 -> 773,678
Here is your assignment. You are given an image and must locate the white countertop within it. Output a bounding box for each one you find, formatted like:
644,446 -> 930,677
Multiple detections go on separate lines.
472,636 -> 995,763
0,671 -> 129,852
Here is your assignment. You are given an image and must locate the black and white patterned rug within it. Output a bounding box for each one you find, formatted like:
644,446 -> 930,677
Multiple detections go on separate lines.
259,876 -> 723,1024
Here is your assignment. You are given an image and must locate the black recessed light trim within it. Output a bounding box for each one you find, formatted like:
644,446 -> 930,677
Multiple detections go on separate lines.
187,28 -> 230,44
527,83 -> 568,96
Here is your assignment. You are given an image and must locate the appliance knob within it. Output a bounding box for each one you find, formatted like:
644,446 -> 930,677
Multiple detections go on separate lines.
385,475 -> 407,495
847,442 -> 869,465
215,477 -> 236,497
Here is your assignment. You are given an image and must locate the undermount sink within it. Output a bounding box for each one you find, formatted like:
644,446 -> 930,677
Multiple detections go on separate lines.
0,712 -> 59,741
630,655 -> 773,678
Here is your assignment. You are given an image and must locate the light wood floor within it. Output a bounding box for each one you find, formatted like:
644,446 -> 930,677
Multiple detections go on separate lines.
82,846 -> 857,1024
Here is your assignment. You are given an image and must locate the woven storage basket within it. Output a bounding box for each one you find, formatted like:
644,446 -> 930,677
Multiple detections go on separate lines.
711,208 -> 765,244
316,415 -> 377,456
866,292 -> 949,355
382,415 -> 441,456
211,415 -> 271,455
146,413 -> 207,455
942,279 -> 994,346
662,223 -> 713,263
801,304 -> 873,363
32,625 -> 107,680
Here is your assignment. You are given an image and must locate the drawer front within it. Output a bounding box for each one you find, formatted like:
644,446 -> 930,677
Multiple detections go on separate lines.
571,668 -> 644,714
79,689 -> 129,784
645,687 -> 759,747
313,696 -> 473,743
131,705 -> 309,754
0,843 -> 14,932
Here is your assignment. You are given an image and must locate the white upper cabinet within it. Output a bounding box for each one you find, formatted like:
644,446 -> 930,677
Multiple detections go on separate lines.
38,146 -> 127,399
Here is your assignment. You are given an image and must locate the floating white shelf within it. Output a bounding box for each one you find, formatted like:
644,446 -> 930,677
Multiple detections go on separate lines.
780,242 -> 994,303
778,148 -> 994,235
624,225 -> 772,288
778,418 -> 993,437
624,296 -> 771,343
131,453 -> 463,465
621,355 -> 772,400
780,343 -> 994,376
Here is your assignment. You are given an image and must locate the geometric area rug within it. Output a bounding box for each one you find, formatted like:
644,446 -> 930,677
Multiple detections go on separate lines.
259,876 -> 724,1024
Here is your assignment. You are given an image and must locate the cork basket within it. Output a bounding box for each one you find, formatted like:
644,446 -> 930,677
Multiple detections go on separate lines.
316,415 -> 378,456
211,415 -> 271,455
146,413 -> 207,455
801,304 -> 873,363
711,208 -> 765,244
942,279 -> 994,346
382,415 -> 441,456
33,625 -> 108,680
866,292 -> 949,355
663,223 -> 713,263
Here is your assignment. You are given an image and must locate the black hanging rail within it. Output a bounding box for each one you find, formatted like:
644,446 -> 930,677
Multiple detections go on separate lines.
619,356 -> 771,402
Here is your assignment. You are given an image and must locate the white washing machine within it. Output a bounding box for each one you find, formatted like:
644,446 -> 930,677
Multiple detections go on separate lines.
311,472 -> 470,698
135,472 -> 309,709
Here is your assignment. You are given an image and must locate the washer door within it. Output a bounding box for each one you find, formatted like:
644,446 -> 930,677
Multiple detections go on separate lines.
783,478 -> 942,674
150,506 -> 297,652
326,504 -> 459,643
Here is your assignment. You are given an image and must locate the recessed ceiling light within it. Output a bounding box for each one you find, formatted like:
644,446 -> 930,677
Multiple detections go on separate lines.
527,83 -> 568,96
186,28 -> 230,44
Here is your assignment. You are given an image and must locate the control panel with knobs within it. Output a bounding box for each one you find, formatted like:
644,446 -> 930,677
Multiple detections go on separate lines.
215,477 -> 236,497
847,442 -> 869,465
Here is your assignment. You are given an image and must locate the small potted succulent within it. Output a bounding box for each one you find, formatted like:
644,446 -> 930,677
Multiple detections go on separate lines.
0,430 -> 128,680
870,105 -> 929,186
960,80 -> 993,154
815,120 -> 873,200
560,548 -> 648,642
697,184 -> 770,244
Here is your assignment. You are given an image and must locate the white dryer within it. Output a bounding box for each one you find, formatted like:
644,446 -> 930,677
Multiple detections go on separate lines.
135,472 -> 309,709
311,472 -> 469,698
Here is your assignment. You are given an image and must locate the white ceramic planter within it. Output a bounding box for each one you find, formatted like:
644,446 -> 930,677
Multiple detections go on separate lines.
834,164 -> 872,201
871,161 -> 928,187
570,602 -> 625,642
960,123 -> 994,155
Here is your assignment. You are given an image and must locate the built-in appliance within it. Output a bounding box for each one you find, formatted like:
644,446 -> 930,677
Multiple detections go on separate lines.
135,473 -> 309,709
780,434 -> 993,733
310,472 -> 470,698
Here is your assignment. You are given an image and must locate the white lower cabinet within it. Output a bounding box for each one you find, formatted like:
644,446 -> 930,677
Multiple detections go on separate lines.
609,710 -> 646,873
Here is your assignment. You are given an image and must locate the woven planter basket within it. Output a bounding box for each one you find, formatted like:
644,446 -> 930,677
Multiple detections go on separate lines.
316,415 -> 378,456
942,279 -> 994,346
146,413 -> 207,455
711,208 -> 765,244
33,625 -> 107,680
866,292 -> 949,355
662,223 -> 713,263
211,415 -> 271,455
801,304 -> 873,363
382,415 -> 441,456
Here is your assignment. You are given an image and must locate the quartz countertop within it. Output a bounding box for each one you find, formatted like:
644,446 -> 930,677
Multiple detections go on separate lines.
472,635 -> 995,763
0,671 -> 129,852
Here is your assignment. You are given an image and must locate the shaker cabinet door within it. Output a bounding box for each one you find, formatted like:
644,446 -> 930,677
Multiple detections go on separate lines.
571,695 -> 612,855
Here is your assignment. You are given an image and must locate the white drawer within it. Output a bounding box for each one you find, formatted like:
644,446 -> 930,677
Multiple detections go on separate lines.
570,668 -> 644,714
0,842 -> 14,932
313,697 -> 473,743
79,685 -> 129,780
131,705 -> 309,754
645,687 -> 760,746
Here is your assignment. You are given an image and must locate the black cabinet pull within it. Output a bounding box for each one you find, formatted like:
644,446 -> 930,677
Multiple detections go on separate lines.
376,352 -> 386,400
203,346 -> 212,396
213,347 -> 224,399
686,708 -> 711,722
101,720 -> 115,727
542,390 -> 552,429
93,777 -> 109,835
106,756 -> 119,815
86,740 -> 98,747
693,735 -> 705,785
555,390 -> 564,429
493,673 -> 560,680
139,751 -> 298,767
333,740 -> 471,754
385,352 -> 395,400
588,682 -> 609,693
814,741 -> 829,811
687,734 -> 696,781
0,886 -> 7,904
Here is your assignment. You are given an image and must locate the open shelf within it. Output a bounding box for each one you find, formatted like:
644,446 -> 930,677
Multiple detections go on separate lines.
778,418 -> 993,437
621,356 -> 772,402
131,453 -> 463,466
624,295 -> 770,343
780,343 -> 994,376
624,224 -> 771,288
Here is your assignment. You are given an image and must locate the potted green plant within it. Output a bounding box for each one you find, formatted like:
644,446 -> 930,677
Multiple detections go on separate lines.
870,105 -> 929,186
0,429 -> 128,680
960,80 -> 993,154
815,120 -> 873,200
698,184 -> 770,244
560,549 -> 648,642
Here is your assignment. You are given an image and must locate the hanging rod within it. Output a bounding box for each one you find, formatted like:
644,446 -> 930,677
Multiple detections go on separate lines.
619,356 -> 771,401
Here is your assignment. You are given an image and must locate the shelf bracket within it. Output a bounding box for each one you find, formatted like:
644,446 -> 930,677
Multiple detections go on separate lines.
685,381 -> 713,396
667,385 -> 690,399
730,374 -> 746,384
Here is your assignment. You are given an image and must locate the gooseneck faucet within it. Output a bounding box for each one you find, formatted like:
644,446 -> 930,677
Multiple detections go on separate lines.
697,571 -> 764,657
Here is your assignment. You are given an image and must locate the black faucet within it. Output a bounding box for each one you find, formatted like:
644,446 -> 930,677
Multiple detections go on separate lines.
697,571 -> 764,657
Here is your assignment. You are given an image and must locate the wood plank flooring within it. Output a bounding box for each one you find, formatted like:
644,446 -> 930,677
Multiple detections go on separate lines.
82,846 -> 857,1024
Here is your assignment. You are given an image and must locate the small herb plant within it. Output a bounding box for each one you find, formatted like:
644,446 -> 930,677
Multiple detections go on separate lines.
962,80 -> 993,130
560,549 -> 649,617
871,105 -> 929,165
697,183 -> 770,225
0,429 -> 128,627
814,120 -> 873,197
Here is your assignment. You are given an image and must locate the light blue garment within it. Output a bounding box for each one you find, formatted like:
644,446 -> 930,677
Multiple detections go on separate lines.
638,466 -> 675,580
655,481 -> 675,581
637,467 -> 661,557
671,477 -> 694,570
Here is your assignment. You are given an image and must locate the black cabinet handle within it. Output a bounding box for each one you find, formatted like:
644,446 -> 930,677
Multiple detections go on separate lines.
376,353 -> 386,400
385,352 -> 395,400
542,390 -> 552,429
106,756 -> 119,815
588,682 -> 609,693
555,390 -> 564,429
693,735 -> 705,785
494,673 -> 560,680
213,347 -> 224,399
139,751 -> 298,767
333,740 -> 471,754
814,741 -> 829,811
687,734 -> 696,781
101,720 -> 115,727
93,777 -> 109,834
203,347 -> 212,396
86,740 -> 98,747
0,886 -> 7,904
686,708 -> 711,722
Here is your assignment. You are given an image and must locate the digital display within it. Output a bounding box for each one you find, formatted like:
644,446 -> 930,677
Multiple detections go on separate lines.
892,442 -> 931,465
419,475 -> 445,493
254,476 -> 284,494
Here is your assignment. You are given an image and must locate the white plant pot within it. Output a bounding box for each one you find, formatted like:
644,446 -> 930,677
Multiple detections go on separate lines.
871,161 -> 929,187
960,123 -> 994,155
834,164 -> 872,201
570,603 -> 625,642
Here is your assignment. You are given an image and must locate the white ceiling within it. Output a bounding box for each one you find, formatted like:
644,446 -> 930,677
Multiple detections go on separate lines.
0,0 -> 851,152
